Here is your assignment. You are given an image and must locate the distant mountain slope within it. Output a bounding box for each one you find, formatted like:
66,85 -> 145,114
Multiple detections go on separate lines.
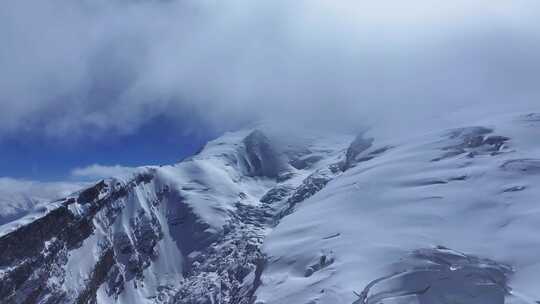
0,179 -> 85,226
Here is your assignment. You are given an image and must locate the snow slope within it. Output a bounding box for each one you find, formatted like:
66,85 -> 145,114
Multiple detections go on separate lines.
257,113 -> 540,304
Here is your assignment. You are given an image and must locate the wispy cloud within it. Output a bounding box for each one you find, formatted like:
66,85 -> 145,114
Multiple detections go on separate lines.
1,0 -> 539,139
71,164 -> 137,180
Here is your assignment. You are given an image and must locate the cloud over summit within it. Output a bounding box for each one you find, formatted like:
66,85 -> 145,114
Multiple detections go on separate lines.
1,0 -> 539,140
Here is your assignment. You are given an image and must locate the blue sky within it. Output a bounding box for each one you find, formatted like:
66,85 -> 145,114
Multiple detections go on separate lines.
0,117 -> 212,181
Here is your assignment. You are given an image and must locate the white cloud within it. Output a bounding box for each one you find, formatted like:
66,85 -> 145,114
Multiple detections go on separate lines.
0,178 -> 85,201
71,164 -> 137,180
0,0 -> 539,139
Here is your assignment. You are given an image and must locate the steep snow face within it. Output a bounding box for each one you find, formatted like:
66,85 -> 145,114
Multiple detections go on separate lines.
0,128 -> 351,304
257,113 -> 540,304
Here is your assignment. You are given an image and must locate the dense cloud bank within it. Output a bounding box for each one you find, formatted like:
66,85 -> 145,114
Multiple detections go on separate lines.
1,0 -> 540,139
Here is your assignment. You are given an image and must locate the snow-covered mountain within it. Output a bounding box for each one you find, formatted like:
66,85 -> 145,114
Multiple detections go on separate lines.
1,113 -> 540,304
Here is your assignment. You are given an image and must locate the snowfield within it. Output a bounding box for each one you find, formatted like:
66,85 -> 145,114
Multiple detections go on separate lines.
1,113 -> 540,304
257,113 -> 540,304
